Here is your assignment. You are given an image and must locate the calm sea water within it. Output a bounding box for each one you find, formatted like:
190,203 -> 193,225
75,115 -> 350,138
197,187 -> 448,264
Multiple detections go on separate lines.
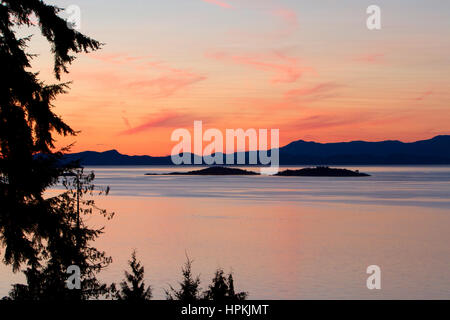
1,166 -> 449,299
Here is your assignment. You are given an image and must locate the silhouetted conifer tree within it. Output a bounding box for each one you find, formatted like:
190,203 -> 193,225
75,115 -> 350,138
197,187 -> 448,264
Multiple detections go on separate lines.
202,269 -> 248,301
0,0 -> 101,271
115,250 -> 152,301
0,0 -> 115,301
165,256 -> 201,301
5,170 -> 115,300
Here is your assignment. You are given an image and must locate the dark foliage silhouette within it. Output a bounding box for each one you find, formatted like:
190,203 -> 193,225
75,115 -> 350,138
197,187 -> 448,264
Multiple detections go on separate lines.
4,171 -> 114,300
165,256 -> 248,302
0,0 -> 101,271
165,255 -> 202,301
202,269 -> 247,301
115,250 -> 152,301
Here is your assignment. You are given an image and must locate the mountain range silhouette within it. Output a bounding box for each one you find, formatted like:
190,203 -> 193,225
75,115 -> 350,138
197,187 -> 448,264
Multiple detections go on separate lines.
61,135 -> 450,165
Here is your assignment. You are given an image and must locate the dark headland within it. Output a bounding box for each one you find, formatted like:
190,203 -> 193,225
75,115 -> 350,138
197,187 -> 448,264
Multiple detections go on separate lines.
145,166 -> 259,176
275,166 -> 370,177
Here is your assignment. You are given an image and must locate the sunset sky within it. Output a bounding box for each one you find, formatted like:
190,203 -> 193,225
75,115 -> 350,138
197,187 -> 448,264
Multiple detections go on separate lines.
25,0 -> 450,155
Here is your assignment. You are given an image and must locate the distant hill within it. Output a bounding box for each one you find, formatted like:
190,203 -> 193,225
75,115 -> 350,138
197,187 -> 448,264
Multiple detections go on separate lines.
61,135 -> 450,166
278,135 -> 450,164
62,150 -> 173,166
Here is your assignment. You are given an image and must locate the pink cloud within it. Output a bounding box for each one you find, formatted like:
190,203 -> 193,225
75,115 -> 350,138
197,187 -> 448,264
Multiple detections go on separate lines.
285,82 -> 341,98
89,53 -> 151,65
122,116 -> 131,129
271,8 -> 298,29
119,113 -> 179,135
206,51 -> 311,83
293,115 -> 361,130
354,53 -> 384,64
119,112 -> 210,135
121,110 -> 131,129
202,0 -> 232,9
82,52 -> 207,98
127,69 -> 206,98
414,90 -> 433,101
281,110 -> 410,134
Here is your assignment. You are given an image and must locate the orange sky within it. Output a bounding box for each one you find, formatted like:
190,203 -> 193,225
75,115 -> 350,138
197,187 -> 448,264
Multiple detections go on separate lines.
28,0 -> 450,156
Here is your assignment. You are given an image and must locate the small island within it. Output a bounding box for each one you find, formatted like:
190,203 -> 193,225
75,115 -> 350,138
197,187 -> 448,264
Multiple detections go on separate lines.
145,166 -> 370,177
145,166 -> 259,176
275,166 -> 370,177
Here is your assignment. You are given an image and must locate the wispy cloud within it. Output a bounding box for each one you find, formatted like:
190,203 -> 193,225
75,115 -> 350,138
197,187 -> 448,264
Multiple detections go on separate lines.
223,4 -> 299,40
127,70 -> 206,98
271,8 -> 298,29
119,113 -> 180,135
292,114 -> 362,130
413,90 -> 433,101
121,110 -> 131,129
122,116 -> 131,128
119,111 -> 209,135
84,52 -> 207,98
202,0 -> 232,9
89,53 -> 151,65
354,53 -> 384,64
206,51 -> 311,83
285,82 -> 342,99
281,110 -> 409,135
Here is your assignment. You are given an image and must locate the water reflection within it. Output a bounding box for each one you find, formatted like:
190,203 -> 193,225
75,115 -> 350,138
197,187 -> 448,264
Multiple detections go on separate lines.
1,166 -> 449,299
